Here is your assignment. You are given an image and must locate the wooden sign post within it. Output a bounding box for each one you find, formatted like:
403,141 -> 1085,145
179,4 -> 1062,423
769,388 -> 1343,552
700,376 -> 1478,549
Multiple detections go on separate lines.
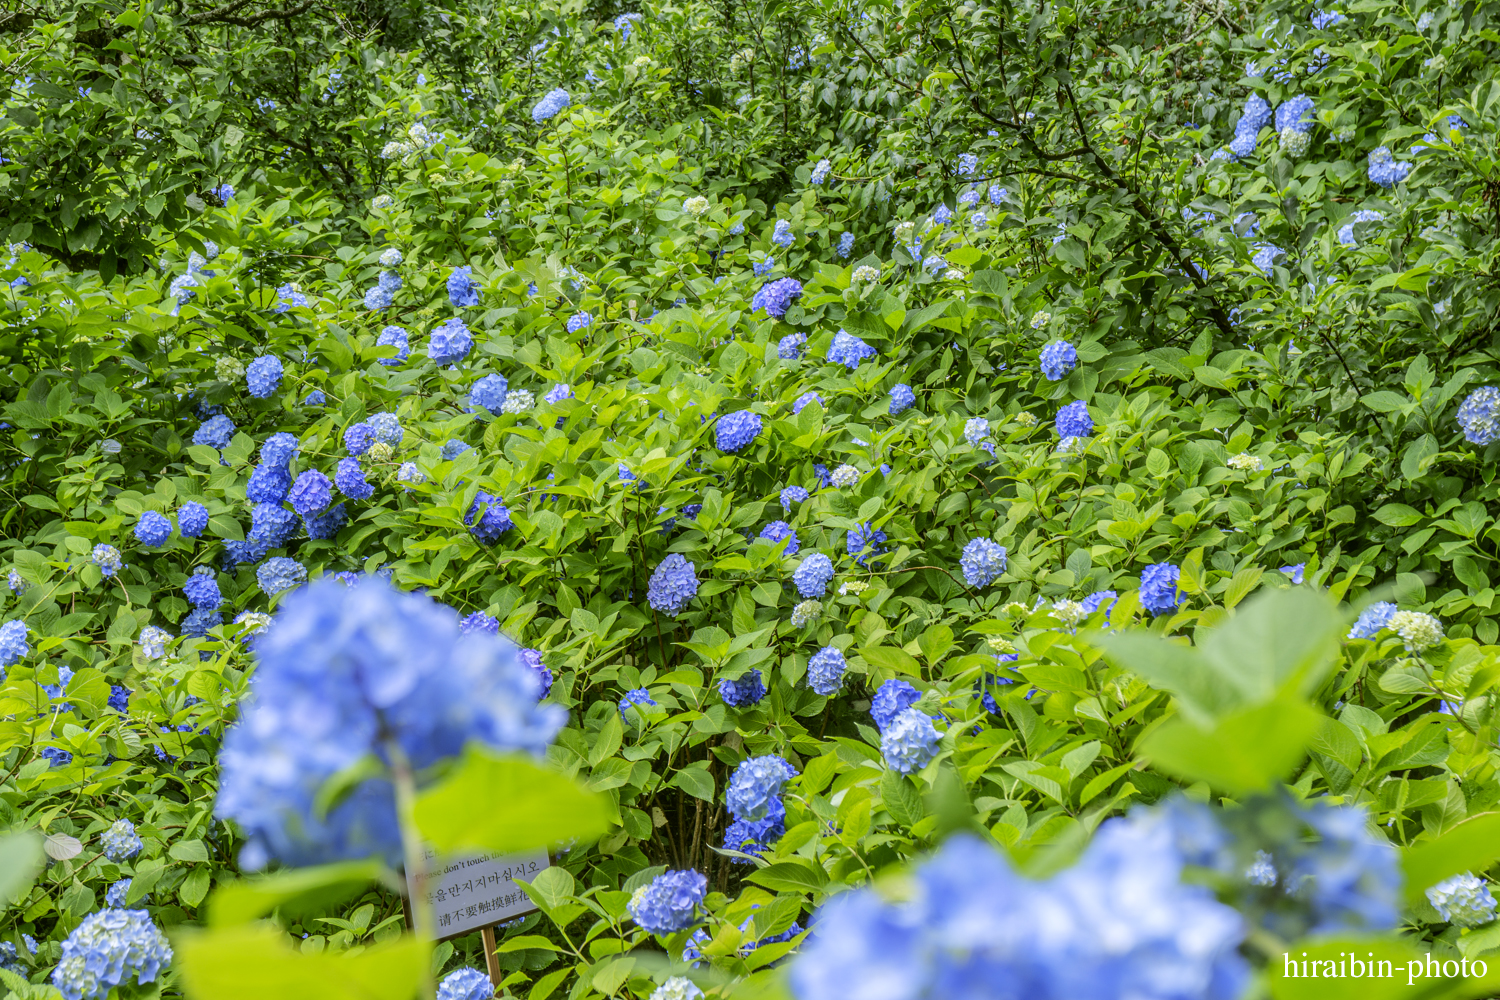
405,846 -> 549,988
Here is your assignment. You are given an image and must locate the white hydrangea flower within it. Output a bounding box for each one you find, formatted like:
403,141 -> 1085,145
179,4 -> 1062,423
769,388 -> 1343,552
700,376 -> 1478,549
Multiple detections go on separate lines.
838,580 -> 868,596
852,265 -> 881,283
984,635 -> 1015,653
367,442 -> 394,462
650,977 -> 704,1000
1014,412 -> 1037,427
683,196 -> 710,216
790,599 -> 823,627
830,464 -> 860,488
1030,310 -> 1051,330
1387,610 -> 1444,652
1051,600 -> 1086,630
215,356 -> 245,381
1228,453 -> 1263,471
943,268 -> 966,281
501,389 -> 535,414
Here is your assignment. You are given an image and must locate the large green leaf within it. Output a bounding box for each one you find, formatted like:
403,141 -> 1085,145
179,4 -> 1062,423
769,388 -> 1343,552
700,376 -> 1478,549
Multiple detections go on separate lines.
208,860 -> 385,927
1138,697 -> 1323,794
176,925 -> 427,1000
414,748 -> 611,855
1401,813 -> 1500,905
0,831 -> 44,906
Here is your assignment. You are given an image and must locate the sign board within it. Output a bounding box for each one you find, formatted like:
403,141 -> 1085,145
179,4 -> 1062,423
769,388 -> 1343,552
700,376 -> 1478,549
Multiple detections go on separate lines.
405,846 -> 549,939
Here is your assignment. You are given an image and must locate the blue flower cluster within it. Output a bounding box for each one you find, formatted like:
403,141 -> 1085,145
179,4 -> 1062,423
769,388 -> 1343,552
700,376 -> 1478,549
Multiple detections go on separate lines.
629,869 -> 707,934
780,485 -> 809,511
1337,209 -> 1383,246
290,469 -> 332,518
466,492 -> 513,544
788,806 -> 1248,1000
51,909 -> 172,1000
751,277 -> 803,319
429,317 -> 474,364
92,544 -> 122,578
100,819 -> 143,860
1222,94 -> 1273,159
1367,146 -> 1411,188
1426,873 -> 1497,928
447,266 -> 480,308
794,553 -> 834,597
716,409 -> 762,452
532,88 -> 570,123
215,578 -> 564,869
184,567 -> 221,609
256,556 -> 307,596
719,669 -> 765,708
437,967 -> 494,1000
246,356 -> 283,398
1139,562 -> 1181,614
133,510 -> 172,548
759,520 -> 799,555
777,332 -> 807,359
889,383 -> 915,415
178,501 -> 208,537
620,688 -> 657,719
792,391 -> 822,415
376,325 -> 409,366
827,330 -> 875,369
1038,340 -> 1077,381
881,708 -> 941,774
647,554 -> 699,616
1055,400 -> 1093,438
723,755 -> 794,860
807,645 -> 846,695
771,219 -> 794,247
0,620 -> 30,668
870,679 -> 921,732
1347,601 -> 1396,639
960,538 -> 1007,588
1457,386 -> 1500,445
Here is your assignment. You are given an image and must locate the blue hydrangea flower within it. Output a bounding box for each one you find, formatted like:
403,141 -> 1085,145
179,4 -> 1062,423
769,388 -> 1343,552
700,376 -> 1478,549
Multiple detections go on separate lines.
335,458 -> 373,500
629,870 -> 707,934
246,463 -> 292,504
1274,94 -> 1316,134
871,679 -> 921,732
177,501 -> 208,538
1039,341 -> 1078,381
442,440 -> 472,461
215,577 -> 564,869
133,511 -> 172,548
727,755 -> 796,821
827,330 -> 876,369
182,608 -> 224,636
1457,387 -> 1500,445
1289,801 -> 1401,933
720,669 -> 766,708
1252,243 -> 1284,276
1425,873 -> 1497,928
751,277 -> 804,319
1337,209 -> 1383,246
847,523 -> 887,566
139,626 -> 171,660
429,317 -> 474,365
771,219 -> 794,247
467,492 -> 513,544
1139,562 -> 1181,614
963,417 -> 989,446
0,620 -> 30,668
246,356 -> 283,399
193,414 -> 236,449
304,389 -> 327,406
7,568 -> 25,595
1081,590 -> 1118,619
100,818 -> 143,860
257,557 -> 307,597
184,568 -> 221,609
882,708 -> 941,774
260,432 -> 299,468
92,544 -> 122,578
794,554 -> 834,598
532,88 -> 571,123
792,391 -> 822,415
1367,146 -> 1411,187
344,422 -> 374,455
1280,564 -> 1306,585
51,908 -> 171,1000
837,232 -> 855,258
543,383 -> 572,404
1056,400 -> 1093,438
249,499 -> 299,547
647,554 -> 699,616
273,283 -> 309,312
1348,601 -> 1398,639
447,265 -> 480,308
960,538 -> 1007,587
810,159 -> 831,184
889,384 -> 915,415
104,879 -> 138,908
376,325 -> 410,366
620,688 -> 657,719
716,410 -> 762,453
723,812 -> 785,862
787,816 -> 1247,1000
780,485 -> 809,511
759,521 -> 800,555
520,649 -> 553,699
778,332 -> 807,359
567,311 -> 593,333
459,612 -> 499,635
437,967 -> 494,1000
368,413 -> 402,446
807,645 -> 846,695
289,470 -> 332,518
304,503 -> 348,540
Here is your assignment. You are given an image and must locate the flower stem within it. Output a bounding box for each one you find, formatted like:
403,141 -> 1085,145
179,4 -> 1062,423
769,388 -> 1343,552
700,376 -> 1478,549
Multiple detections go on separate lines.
385,737 -> 436,1000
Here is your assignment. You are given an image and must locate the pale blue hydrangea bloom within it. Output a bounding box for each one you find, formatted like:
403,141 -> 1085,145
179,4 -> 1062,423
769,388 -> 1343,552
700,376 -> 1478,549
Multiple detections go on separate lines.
567,311 -> 593,332
827,330 -> 876,369
837,231 -> 855,258
437,967 -> 494,1000
778,332 -> 808,359
963,417 -> 989,446
1056,400 -> 1092,438
0,619 -> 30,667
532,88 -> 571,123
806,645 -> 846,695
810,159 -> 831,184
752,277 -> 803,318
1039,341 -> 1077,381
429,317 -> 473,364
51,909 -> 171,1000
92,544 -> 123,578
960,538 -> 1007,587
870,678 -> 921,732
772,219 -> 794,247
629,870 -> 707,934
1457,387 -> 1500,445
134,510 -> 172,548
1367,146 -> 1411,187
881,708 -> 941,773
648,554 -> 699,616
1139,562 -> 1181,614
780,485 -> 809,511
1337,209 -> 1383,246
890,383 -> 916,414
726,755 -> 796,821
1426,873 -> 1497,928
794,553 -> 834,598
376,325 -> 410,366
1347,601 -> 1397,639
100,819 -> 143,860
246,355 -> 283,398
138,626 -> 172,660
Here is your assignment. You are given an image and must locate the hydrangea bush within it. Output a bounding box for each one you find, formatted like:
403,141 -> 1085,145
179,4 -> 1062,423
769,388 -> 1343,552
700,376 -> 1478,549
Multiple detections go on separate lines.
2,0 -> 1500,998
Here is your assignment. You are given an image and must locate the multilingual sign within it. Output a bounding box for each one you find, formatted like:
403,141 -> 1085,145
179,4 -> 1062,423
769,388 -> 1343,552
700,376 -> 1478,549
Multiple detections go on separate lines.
405,846 -> 548,939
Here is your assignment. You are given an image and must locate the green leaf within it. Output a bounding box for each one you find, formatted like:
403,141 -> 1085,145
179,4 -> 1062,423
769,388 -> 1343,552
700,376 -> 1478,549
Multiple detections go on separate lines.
414,748 -> 611,855
881,770 -> 924,827
0,831 -> 44,905
1139,697 -> 1323,794
176,925 -> 428,1000
1401,813 -> 1500,905
746,861 -> 829,895
861,645 -> 921,675
1374,504 -> 1423,527
208,860 -> 384,927
170,840 -> 211,863
667,761 -> 716,801
521,865 -> 575,914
